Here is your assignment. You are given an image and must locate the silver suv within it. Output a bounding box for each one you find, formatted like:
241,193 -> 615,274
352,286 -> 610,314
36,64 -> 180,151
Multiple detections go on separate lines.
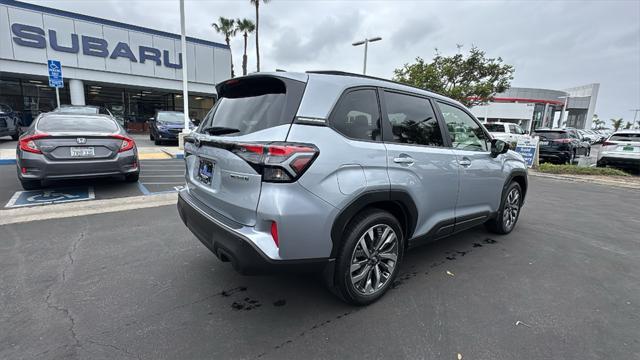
177,71 -> 528,305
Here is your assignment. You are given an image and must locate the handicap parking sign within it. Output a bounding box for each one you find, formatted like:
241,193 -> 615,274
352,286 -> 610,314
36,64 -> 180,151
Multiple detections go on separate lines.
5,187 -> 94,208
47,60 -> 64,88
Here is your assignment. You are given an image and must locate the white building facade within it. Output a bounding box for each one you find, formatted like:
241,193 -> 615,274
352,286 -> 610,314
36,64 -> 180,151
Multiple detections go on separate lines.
0,0 -> 231,129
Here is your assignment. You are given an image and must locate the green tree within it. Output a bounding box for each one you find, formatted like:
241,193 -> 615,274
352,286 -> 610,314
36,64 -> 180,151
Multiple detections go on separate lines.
393,46 -> 514,107
250,0 -> 270,72
624,121 -> 633,129
212,17 -> 237,77
592,114 -> 604,129
236,18 -> 255,76
610,118 -> 624,131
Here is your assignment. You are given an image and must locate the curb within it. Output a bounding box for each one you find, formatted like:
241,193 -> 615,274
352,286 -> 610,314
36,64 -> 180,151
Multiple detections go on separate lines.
530,171 -> 640,190
160,148 -> 184,159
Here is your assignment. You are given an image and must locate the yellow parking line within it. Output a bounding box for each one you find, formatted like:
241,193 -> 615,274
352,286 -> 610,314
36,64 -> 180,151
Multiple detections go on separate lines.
138,153 -> 172,160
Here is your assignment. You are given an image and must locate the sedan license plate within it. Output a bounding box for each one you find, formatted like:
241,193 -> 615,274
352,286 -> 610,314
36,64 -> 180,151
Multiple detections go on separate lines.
198,159 -> 214,185
540,141 -> 549,146
70,147 -> 95,157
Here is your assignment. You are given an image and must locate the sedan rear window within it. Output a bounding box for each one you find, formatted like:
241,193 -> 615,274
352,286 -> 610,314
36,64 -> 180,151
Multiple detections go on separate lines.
610,133 -> 640,142
38,116 -> 118,133
533,131 -> 566,139
484,123 -> 505,132
199,76 -> 305,136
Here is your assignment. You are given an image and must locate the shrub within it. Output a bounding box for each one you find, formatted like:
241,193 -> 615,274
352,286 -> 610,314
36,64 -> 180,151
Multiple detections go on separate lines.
538,163 -> 630,176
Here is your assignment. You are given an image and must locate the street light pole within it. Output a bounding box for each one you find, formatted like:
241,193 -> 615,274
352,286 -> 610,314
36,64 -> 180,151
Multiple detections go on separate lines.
179,0 -> 190,149
352,37 -> 381,75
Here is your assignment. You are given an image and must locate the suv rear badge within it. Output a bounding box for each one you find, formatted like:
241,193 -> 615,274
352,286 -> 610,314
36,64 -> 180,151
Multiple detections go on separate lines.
76,137 -> 87,144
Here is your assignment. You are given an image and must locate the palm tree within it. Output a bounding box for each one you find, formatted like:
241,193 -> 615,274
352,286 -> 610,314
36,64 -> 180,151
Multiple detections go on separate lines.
236,18 -> 255,76
250,0 -> 269,72
610,118 -> 624,131
212,17 -> 237,77
624,121 -> 633,129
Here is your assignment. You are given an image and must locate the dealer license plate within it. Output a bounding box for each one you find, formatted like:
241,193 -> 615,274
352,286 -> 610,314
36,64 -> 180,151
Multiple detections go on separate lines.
540,141 -> 549,146
70,147 -> 95,157
622,145 -> 634,152
198,159 -> 214,185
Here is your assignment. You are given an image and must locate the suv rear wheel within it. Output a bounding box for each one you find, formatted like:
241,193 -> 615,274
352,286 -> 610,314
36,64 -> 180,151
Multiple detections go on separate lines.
485,181 -> 522,234
333,209 -> 404,305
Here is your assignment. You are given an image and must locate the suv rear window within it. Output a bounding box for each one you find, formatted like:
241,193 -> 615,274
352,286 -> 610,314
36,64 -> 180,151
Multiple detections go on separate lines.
533,131 -> 566,139
199,76 -> 305,136
38,115 -> 118,132
484,123 -> 505,132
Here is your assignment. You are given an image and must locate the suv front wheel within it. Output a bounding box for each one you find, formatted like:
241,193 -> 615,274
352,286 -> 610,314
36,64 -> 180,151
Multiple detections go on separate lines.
334,209 -> 404,305
485,181 -> 523,234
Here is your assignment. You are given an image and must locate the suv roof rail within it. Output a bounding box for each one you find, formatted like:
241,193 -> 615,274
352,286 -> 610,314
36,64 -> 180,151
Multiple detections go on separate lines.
305,70 -> 440,96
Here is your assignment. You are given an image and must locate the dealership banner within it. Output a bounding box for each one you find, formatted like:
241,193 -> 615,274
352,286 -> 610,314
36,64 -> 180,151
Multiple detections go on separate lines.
514,137 -> 539,168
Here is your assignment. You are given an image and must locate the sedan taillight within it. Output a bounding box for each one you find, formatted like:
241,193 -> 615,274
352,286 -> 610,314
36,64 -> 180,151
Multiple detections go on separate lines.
19,133 -> 49,154
111,134 -> 135,152
232,142 -> 319,183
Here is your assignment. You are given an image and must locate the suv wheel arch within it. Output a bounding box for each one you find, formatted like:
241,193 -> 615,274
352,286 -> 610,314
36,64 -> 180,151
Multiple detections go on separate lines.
330,190 -> 417,258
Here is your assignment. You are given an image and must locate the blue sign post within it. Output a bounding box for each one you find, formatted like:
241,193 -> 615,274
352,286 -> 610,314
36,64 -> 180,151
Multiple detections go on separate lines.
47,60 -> 63,108
514,137 -> 540,168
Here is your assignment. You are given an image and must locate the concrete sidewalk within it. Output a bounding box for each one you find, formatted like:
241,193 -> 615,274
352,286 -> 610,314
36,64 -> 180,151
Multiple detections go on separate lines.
0,146 -> 183,163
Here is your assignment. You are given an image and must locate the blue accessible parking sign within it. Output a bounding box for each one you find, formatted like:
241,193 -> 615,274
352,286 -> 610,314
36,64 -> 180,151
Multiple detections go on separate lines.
5,187 -> 94,208
47,60 -> 63,88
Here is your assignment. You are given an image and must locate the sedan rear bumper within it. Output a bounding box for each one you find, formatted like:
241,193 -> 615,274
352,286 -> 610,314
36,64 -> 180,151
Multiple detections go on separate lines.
17,149 -> 138,181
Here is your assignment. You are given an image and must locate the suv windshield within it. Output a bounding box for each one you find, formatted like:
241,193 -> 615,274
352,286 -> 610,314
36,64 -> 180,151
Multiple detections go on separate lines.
54,106 -> 99,114
157,112 -> 185,124
38,115 -> 118,133
485,123 -> 505,132
534,131 -> 567,139
0,104 -> 11,113
199,76 -> 305,136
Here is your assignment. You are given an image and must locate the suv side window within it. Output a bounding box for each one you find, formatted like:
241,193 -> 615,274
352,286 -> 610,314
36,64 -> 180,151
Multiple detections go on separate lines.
383,91 -> 444,147
330,89 -> 381,141
514,125 -> 524,135
508,124 -> 517,134
438,102 -> 490,152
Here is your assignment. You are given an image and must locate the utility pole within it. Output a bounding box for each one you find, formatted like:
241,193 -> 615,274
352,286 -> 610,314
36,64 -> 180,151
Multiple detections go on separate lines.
179,0 -> 190,149
631,109 -> 640,128
352,37 -> 382,75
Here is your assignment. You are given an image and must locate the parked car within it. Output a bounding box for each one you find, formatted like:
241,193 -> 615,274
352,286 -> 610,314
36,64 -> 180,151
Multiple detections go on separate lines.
0,104 -> 21,140
597,130 -> 640,172
16,112 -> 139,190
578,129 -> 597,144
484,122 -> 530,145
534,128 -> 590,164
177,71 -> 528,305
149,111 -> 196,145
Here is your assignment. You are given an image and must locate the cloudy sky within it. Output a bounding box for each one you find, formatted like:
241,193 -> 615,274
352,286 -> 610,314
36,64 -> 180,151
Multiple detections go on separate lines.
26,0 -> 640,123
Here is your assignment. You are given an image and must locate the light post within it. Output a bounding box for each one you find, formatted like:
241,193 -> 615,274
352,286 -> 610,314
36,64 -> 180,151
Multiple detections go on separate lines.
178,0 -> 190,150
352,37 -> 382,75
558,94 -> 569,128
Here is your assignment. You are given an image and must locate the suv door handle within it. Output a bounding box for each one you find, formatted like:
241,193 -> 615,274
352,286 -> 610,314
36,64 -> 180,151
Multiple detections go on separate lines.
393,156 -> 414,164
458,158 -> 472,167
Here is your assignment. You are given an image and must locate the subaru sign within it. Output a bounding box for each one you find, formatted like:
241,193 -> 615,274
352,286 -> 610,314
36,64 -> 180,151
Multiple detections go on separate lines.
47,59 -> 63,88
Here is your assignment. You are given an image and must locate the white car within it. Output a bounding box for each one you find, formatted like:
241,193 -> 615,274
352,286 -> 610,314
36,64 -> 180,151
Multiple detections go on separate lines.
597,130 -> 640,172
484,122 -> 530,144
578,129 -> 597,144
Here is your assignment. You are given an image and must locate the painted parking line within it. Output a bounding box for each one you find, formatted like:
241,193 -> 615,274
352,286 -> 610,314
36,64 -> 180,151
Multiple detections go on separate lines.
5,187 -> 95,208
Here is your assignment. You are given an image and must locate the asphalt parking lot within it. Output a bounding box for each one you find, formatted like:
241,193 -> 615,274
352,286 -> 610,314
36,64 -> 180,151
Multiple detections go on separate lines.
0,159 -> 185,208
1,176 -> 638,359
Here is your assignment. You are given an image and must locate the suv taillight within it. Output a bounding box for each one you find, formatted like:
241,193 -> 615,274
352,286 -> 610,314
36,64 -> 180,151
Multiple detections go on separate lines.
553,138 -> 572,143
602,141 -> 615,147
232,142 -> 318,182
19,133 -> 49,154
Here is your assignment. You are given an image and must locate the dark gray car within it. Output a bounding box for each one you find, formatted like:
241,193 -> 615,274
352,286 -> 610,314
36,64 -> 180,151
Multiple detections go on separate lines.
16,112 -> 139,190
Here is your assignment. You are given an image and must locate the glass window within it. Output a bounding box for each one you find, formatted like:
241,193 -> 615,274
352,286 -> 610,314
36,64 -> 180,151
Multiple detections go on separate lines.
485,123 -> 505,132
533,130 -> 567,139
383,91 -> 443,147
38,115 -> 118,133
330,89 -> 381,141
438,102 -> 490,152
514,125 -> 525,135
157,111 -> 185,124
508,124 -> 517,133
199,76 -> 304,136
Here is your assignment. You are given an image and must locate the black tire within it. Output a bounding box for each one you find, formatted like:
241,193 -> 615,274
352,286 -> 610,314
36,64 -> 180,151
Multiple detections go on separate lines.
124,172 -> 139,182
11,131 -> 19,141
20,179 -> 41,190
149,132 -> 154,141
485,182 -> 523,235
154,138 -> 161,145
332,209 -> 404,306
565,150 -> 575,164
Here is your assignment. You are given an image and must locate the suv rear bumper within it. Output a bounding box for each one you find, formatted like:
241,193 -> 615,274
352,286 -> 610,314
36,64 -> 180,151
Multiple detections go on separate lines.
177,189 -> 332,275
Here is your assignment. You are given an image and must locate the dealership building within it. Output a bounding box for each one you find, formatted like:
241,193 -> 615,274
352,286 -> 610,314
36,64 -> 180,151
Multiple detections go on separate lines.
471,84 -> 600,132
0,0 -> 231,129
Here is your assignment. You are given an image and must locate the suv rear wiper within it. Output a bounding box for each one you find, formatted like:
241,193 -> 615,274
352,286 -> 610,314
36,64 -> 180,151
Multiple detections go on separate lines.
201,126 -> 241,135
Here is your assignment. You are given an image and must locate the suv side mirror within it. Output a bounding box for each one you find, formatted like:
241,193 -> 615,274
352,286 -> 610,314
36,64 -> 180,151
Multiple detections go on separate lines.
148,117 -> 154,122
491,139 -> 510,157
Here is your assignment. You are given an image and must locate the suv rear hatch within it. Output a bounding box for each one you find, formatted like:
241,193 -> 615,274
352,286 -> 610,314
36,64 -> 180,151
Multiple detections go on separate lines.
534,130 -> 570,150
184,75 -> 312,226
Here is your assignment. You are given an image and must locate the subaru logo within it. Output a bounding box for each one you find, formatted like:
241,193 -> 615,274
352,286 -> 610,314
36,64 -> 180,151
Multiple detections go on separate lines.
76,138 -> 87,144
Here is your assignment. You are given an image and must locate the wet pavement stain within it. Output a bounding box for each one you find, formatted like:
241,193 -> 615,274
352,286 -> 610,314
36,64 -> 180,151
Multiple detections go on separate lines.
220,286 -> 247,297
484,238 -> 498,244
231,297 -> 262,311
472,243 -> 483,248
273,299 -> 287,307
